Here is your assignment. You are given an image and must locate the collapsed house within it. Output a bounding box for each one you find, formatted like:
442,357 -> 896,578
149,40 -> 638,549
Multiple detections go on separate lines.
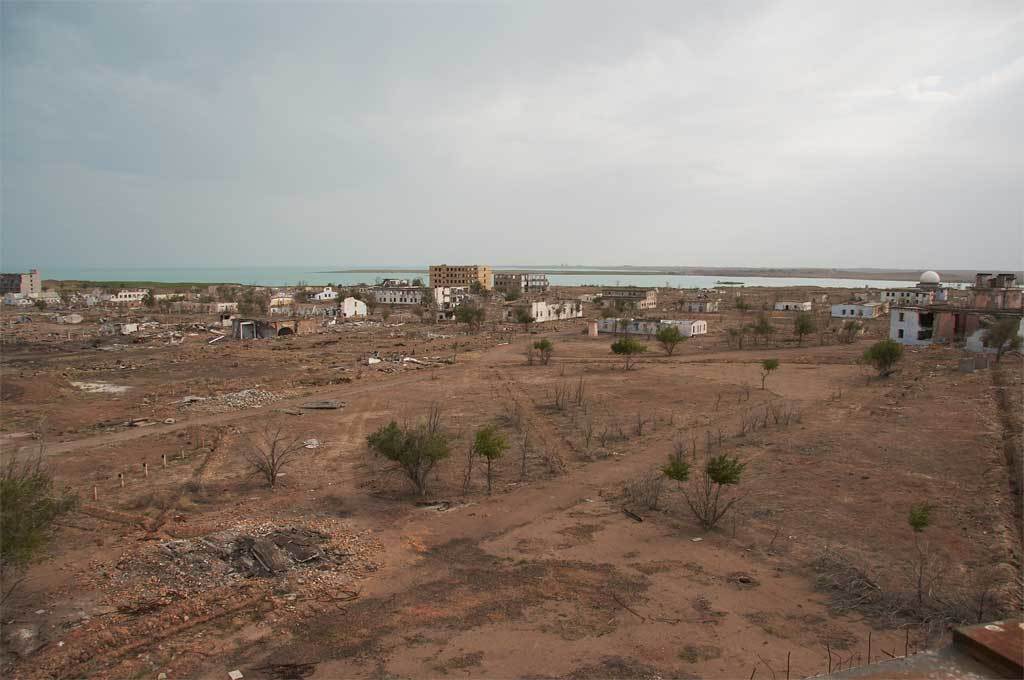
231,317 -> 318,339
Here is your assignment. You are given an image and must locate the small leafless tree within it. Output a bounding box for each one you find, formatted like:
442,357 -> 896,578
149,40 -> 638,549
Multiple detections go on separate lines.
244,421 -> 308,488
551,381 -> 571,411
580,415 -> 595,452
574,376 -> 586,406
519,429 -> 531,479
624,472 -> 665,510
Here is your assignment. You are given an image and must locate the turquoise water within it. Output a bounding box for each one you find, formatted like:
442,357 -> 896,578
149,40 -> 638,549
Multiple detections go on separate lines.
40,266 -> 926,289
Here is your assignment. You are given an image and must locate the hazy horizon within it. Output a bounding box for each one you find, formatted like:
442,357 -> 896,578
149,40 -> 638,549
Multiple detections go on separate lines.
3,1 -> 1022,271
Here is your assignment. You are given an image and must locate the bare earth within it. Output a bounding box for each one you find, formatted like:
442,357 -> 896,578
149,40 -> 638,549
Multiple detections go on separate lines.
1,292 -> 1020,679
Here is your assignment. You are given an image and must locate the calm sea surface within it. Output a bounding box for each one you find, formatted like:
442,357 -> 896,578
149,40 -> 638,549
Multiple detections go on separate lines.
42,266 -> 934,290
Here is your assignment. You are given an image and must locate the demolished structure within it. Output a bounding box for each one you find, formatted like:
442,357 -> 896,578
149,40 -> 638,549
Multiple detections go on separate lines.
232,317 -> 318,339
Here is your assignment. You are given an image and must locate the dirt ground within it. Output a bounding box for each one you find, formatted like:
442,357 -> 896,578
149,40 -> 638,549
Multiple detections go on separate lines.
1,289 -> 1020,679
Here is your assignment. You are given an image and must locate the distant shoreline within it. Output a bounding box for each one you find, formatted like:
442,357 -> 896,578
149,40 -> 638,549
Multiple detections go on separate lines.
322,267 -> 976,283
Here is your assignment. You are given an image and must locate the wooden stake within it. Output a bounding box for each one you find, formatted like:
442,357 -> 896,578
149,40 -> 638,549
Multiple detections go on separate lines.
143,462 -> 149,478
118,473 -> 124,488
867,631 -> 872,664
786,652 -> 790,680
162,453 -> 167,468
93,485 -> 98,501
905,628 -> 909,657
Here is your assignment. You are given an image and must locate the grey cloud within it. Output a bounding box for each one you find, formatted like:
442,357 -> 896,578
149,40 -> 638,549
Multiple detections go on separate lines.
2,1 -> 1022,270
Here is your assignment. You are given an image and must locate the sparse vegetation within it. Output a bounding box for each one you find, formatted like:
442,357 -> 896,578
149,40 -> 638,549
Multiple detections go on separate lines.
794,312 -> 815,346
533,338 -> 554,365
611,337 -> 646,370
455,302 -> 486,332
1,446 -> 78,588
751,314 -> 775,346
760,358 -> 779,390
243,420 -> 309,489
474,424 -> 510,494
682,454 -> 746,531
655,325 -> 686,356
838,319 -> 862,343
514,307 -> 535,333
623,472 -> 665,510
367,405 -> 451,496
908,502 -> 932,607
982,317 -> 1022,362
863,339 -> 903,377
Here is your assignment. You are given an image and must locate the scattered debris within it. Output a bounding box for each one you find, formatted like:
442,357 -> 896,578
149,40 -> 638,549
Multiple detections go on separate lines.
622,508 -> 644,523
70,381 -> 131,394
300,400 -> 344,410
181,389 -> 280,413
3,625 -> 43,658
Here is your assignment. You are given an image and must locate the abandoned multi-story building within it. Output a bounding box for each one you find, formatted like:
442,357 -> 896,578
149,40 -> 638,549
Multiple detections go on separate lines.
503,300 -> 583,323
969,273 -> 1022,311
880,288 -> 935,305
600,287 -> 658,310
434,286 -> 469,321
0,269 -> 41,296
372,286 -> 427,305
493,272 -> 550,295
429,264 -> 493,290
880,270 -> 948,306
889,272 -> 1023,350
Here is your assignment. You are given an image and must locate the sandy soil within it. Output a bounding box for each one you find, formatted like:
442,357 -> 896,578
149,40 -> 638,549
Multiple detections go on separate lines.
1,293 -> 1020,679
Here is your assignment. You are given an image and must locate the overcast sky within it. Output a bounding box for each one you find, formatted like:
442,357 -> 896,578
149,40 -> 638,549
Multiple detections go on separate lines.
2,1 -> 1022,271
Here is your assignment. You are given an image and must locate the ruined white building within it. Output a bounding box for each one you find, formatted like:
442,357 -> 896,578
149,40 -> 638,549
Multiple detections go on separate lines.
341,297 -> 367,318
313,286 -> 338,301
596,318 -> 707,337
831,302 -> 886,319
774,301 -> 812,312
373,287 -> 427,305
503,300 -> 583,323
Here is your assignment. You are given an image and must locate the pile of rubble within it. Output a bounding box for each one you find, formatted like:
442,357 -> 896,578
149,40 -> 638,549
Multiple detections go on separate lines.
107,520 -> 381,599
178,388 -> 280,413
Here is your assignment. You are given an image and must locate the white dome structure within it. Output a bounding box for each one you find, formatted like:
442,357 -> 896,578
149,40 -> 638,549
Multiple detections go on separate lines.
919,270 -> 941,284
